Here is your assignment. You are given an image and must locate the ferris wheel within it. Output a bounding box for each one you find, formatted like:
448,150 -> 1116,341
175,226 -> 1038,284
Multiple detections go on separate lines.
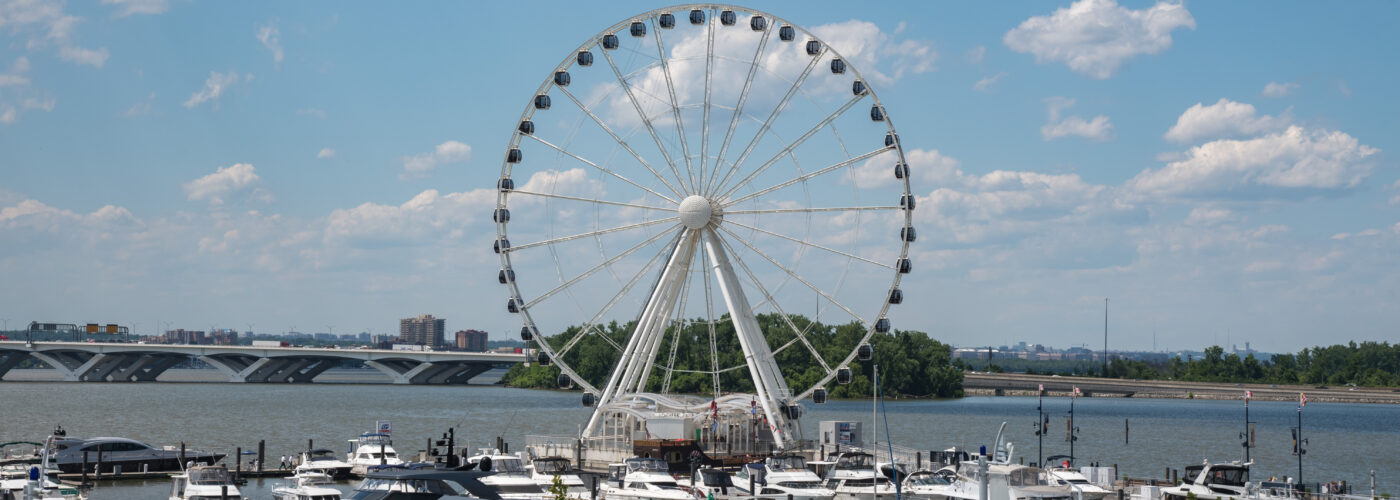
493,4 -> 914,448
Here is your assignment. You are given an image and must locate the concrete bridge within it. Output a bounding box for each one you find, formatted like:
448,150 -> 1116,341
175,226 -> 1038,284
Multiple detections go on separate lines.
0,341 -> 526,385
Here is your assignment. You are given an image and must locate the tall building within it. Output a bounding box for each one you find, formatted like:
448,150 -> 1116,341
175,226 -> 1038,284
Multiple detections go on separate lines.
400,314 -> 445,348
456,330 -> 488,352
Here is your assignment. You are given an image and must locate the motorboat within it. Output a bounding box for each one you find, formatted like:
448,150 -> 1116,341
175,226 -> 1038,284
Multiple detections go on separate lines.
822,452 -> 900,500
685,468 -> 745,500
941,462 -> 1073,500
273,471 -> 345,500
464,449 -> 548,500
347,434 -> 403,477
52,436 -> 223,474
900,469 -> 957,500
298,449 -> 354,479
1159,461 -> 1257,500
347,464 -> 501,500
601,457 -> 693,500
0,437 -> 86,500
169,465 -> 243,500
1042,462 -> 1110,500
734,455 -> 835,500
526,457 -> 588,499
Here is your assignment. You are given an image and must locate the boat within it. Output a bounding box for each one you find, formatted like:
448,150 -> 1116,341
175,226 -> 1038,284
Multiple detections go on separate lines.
347,463 -> 500,500
273,471 -> 345,500
464,449 -> 548,500
526,457 -> 588,499
0,436 -> 86,500
347,433 -> 403,477
51,436 -> 223,474
600,457 -> 693,500
1041,458 -> 1110,500
685,468 -> 745,500
734,455 -> 835,500
900,469 -> 956,500
298,448 -> 355,479
169,465 -> 243,500
1159,461 -> 1257,500
938,461 -> 1073,500
822,452 -> 900,500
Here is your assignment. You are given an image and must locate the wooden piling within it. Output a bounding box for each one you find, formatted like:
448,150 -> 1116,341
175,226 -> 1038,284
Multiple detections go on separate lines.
258,440 -> 265,473
81,451 -> 88,486
235,447 -> 242,482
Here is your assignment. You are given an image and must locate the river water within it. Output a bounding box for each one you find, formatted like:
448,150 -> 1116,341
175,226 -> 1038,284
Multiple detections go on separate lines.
2,370 -> 1395,499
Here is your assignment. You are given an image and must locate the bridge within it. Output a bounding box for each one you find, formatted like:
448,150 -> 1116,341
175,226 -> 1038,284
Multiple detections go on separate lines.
0,341 -> 526,385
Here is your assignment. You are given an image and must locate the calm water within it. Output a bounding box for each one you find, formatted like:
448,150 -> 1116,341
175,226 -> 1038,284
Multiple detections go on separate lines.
2,371 -> 1396,499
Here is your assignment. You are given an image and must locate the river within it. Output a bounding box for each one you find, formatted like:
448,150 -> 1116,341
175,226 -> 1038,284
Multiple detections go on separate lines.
2,370 -> 1395,499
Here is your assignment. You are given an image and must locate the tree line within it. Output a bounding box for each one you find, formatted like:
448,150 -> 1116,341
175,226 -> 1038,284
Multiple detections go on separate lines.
500,313 -> 963,399
1100,342 -> 1400,387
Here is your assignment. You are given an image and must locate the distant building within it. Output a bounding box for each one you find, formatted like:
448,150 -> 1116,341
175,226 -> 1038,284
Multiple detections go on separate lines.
400,314 -> 446,348
456,330 -> 488,352
162,329 -> 206,345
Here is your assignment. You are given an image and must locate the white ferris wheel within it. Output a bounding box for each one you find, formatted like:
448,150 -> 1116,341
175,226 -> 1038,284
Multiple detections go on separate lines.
493,4 -> 915,450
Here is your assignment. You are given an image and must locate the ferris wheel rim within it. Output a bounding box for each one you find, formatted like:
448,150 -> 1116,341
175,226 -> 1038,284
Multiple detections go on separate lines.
494,3 -> 915,404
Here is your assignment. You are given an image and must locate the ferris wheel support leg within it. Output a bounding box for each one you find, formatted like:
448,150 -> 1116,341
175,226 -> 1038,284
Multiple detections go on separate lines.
702,229 -> 797,449
583,228 -> 699,438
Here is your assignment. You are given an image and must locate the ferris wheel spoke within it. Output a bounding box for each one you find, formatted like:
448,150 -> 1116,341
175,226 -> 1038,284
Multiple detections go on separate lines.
708,45 -> 826,196
524,228 -> 676,309
725,206 -> 900,215
509,217 -> 678,253
556,86 -> 685,200
659,264 -> 695,393
650,18 -> 697,192
556,231 -> 684,359
715,225 -> 868,327
510,190 -> 677,213
723,147 -> 888,207
700,12 -> 716,204
717,93 -> 865,200
522,134 -> 678,205
700,242 -> 721,397
713,228 -> 834,373
706,14 -> 773,196
721,218 -> 893,270
598,42 -> 693,194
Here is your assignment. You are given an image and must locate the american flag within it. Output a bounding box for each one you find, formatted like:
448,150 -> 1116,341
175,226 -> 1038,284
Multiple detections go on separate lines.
1073,386 -> 1081,398
1038,384 -> 1045,396
1245,390 -> 1253,402
1299,392 -> 1307,408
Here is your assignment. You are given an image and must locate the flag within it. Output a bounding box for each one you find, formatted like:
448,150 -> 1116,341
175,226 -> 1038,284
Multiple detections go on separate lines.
1299,392 -> 1307,408
1038,384 -> 1045,396
1245,390 -> 1252,402
1072,386 -> 1081,398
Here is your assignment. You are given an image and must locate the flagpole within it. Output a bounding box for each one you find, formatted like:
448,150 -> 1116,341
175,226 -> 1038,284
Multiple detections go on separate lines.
1243,391 -> 1251,463
1296,393 -> 1305,487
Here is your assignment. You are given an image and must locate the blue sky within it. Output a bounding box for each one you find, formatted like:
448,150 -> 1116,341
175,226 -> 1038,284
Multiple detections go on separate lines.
1,0 -> 1395,353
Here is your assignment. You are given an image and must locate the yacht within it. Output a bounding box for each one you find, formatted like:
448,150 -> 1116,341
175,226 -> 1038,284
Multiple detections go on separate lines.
686,468 -> 745,500
900,469 -> 956,500
526,457 -> 588,499
940,462 -> 1073,500
1043,467 -> 1110,500
601,458 -> 693,500
347,433 -> 403,477
298,449 -> 355,479
0,437 -> 85,500
347,464 -> 498,500
52,436 -> 223,474
734,455 -> 835,500
273,471 -> 345,500
464,449 -> 548,500
1159,462 -> 1255,500
169,465 -> 243,500
822,452 -> 900,500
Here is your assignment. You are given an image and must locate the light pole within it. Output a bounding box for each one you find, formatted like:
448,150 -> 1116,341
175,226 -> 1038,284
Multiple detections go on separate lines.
1033,384 -> 1048,467
1102,298 -> 1109,376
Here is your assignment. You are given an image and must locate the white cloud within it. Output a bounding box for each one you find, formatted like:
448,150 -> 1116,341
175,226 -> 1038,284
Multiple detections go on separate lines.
183,163 -> 271,205
324,188 -> 495,244
1184,207 -> 1233,226
57,45 -> 109,68
317,148 -> 336,159
1261,81 -> 1298,98
1130,126 -> 1378,199
967,45 -> 986,64
1389,180 -> 1400,206
973,72 -> 1008,92
400,141 -> 471,180
814,20 -> 937,84
101,0 -> 169,16
0,56 -> 31,87
256,20 -> 283,68
0,105 -> 15,124
848,148 -> 961,189
183,71 -> 242,108
20,95 -> 53,111
1163,98 -> 1290,144
124,92 -> 154,116
0,1 -> 110,68
1003,0 -> 1195,79
1041,97 -> 1113,141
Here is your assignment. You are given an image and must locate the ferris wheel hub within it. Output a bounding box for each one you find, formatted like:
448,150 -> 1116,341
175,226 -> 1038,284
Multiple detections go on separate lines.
678,195 -> 715,230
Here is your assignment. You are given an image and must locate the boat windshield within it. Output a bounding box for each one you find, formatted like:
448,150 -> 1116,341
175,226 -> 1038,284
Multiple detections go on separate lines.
699,470 -> 734,487
358,434 -> 392,446
490,458 -> 526,473
188,467 -> 232,485
1204,467 -> 1248,487
634,481 -> 681,490
356,478 -> 464,495
836,454 -> 874,469
626,458 -> 669,472
777,481 -> 823,489
534,459 -> 572,474
767,456 -> 807,471
907,473 -> 949,486
1006,467 -> 1045,487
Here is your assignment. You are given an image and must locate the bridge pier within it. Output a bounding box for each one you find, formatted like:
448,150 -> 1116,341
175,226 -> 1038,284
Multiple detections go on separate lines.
0,351 -> 28,379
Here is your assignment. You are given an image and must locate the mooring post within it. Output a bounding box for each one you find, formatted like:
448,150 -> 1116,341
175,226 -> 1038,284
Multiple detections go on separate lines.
258,440 -> 265,473
96,448 -> 103,478
235,447 -> 242,482
590,475 -> 598,500
380,443 -> 386,465
1125,419 -> 1129,444
81,451 -> 89,486
180,442 -> 186,467
220,485 -> 228,500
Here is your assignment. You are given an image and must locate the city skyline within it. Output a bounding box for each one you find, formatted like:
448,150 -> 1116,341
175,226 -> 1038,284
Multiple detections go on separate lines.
1,1 -> 1397,353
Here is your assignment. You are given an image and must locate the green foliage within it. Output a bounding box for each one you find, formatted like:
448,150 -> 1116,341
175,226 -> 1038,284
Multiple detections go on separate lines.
1086,341 -> 1400,388
500,314 -> 962,399
549,474 -> 567,500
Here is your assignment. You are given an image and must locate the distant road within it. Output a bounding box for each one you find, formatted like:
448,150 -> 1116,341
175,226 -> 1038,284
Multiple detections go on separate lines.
962,372 -> 1400,404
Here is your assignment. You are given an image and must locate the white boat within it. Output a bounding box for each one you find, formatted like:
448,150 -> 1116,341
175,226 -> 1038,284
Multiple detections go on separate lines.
170,465 -> 243,500
939,462 -> 1073,500
686,468 -> 745,500
1044,467 -> 1111,500
297,449 -> 354,479
0,436 -> 86,500
273,471 -> 344,500
1157,461 -> 1300,500
900,469 -> 957,500
465,449 -> 549,500
346,433 -> 403,477
601,457 -> 693,500
735,455 -> 835,500
822,452 -> 901,500
527,457 -> 589,499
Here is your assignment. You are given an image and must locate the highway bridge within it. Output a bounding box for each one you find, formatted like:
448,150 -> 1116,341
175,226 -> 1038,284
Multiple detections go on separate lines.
0,341 -> 526,385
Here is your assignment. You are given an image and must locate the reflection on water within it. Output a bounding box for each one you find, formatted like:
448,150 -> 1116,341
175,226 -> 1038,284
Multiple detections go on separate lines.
2,372 -> 1396,499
